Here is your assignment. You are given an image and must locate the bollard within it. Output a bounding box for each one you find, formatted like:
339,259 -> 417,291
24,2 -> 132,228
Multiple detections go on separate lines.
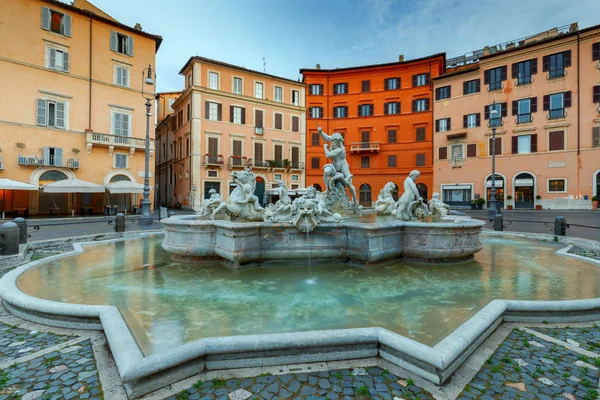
493,214 -> 504,231
12,217 -> 27,244
555,216 -> 567,236
0,222 -> 20,256
115,213 -> 126,233
159,206 -> 168,219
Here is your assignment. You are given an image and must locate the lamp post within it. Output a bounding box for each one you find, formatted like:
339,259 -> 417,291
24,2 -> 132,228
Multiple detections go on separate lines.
139,64 -> 155,225
487,100 -> 499,222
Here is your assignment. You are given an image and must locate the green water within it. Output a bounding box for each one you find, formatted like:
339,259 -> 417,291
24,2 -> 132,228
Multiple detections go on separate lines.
17,234 -> 600,355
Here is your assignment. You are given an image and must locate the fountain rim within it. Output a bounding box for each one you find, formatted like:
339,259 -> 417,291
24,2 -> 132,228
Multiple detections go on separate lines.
1,231 -> 599,397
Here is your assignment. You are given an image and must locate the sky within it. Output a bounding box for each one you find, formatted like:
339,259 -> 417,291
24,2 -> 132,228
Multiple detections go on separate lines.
79,0 -> 599,93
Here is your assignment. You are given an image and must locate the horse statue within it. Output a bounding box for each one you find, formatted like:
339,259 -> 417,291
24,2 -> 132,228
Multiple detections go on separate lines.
374,182 -> 397,215
211,168 -> 264,221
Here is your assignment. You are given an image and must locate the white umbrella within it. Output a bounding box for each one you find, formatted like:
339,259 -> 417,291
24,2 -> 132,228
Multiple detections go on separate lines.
42,177 -> 105,193
105,180 -> 144,194
0,179 -> 38,191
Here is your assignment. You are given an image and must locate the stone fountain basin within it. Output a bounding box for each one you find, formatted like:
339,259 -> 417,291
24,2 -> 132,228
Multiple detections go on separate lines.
161,215 -> 485,268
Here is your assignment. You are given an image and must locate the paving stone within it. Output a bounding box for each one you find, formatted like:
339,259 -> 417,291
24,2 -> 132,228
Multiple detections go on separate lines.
228,388 -> 252,400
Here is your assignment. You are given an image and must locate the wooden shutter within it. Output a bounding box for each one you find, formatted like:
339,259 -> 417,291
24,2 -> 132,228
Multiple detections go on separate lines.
484,105 -> 489,120
564,91 -> 572,108
255,109 -> 263,127
41,6 -> 50,30
501,102 -> 507,117
370,104 -> 374,116
511,63 -> 518,78
593,43 -> 600,61
292,147 -> 299,164
358,104 -> 362,116
49,48 -> 56,69
531,58 -> 538,74
483,69 -> 489,84
318,84 -> 323,94
412,75 -> 417,87
593,127 -> 600,147
447,85 -> 451,98
254,142 -> 263,162
447,118 -> 451,130
54,148 -> 63,166
395,102 -> 401,114
463,81 -> 468,95
62,51 -> 69,72
233,140 -> 242,156
512,101 -> 518,116
292,116 -> 299,132
412,100 -> 417,112
530,134 -> 538,152
217,104 -> 222,121
384,103 -> 389,115
110,31 -> 117,51
36,99 -> 47,126
208,137 -> 218,155
42,147 -> 50,165
63,14 -> 72,37
593,85 -> 600,103
564,50 -> 571,67
425,73 -> 430,84
384,78 -> 389,90
55,102 -> 65,128
127,36 -> 134,56
467,143 -> 477,157
549,131 -> 564,151
344,106 -> 349,117
463,115 -> 468,128
500,65 -> 507,81
275,113 -> 282,129
424,99 -> 430,111
319,107 -> 323,118
530,97 -> 538,113
475,79 -> 481,92
229,106 -> 234,123
362,80 -> 370,92
361,131 -> 370,143
170,115 -> 176,131
511,136 -> 518,154
344,83 -> 348,93
543,95 -> 550,111
542,55 -> 549,72
439,147 -> 447,160
275,145 -> 283,161
435,119 -> 440,132
476,113 -> 481,126
496,137 -> 503,155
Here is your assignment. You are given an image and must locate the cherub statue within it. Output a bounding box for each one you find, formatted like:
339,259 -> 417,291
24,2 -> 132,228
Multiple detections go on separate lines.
197,188 -> 222,217
429,192 -> 449,221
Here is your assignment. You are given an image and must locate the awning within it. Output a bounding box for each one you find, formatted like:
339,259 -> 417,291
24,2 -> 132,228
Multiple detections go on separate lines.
42,178 -> 105,193
486,180 -> 504,188
0,179 -> 38,190
515,178 -> 534,187
105,180 -> 144,194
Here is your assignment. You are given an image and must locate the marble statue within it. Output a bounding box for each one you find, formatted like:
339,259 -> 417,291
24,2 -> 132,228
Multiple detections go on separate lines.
211,168 -> 264,221
393,170 -> 430,221
197,188 -> 222,217
264,181 -> 293,222
318,125 -> 358,213
429,192 -> 449,222
374,182 -> 397,215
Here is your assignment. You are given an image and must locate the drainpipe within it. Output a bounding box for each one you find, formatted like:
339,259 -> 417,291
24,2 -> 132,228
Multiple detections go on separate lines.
577,32 -> 581,197
88,12 -> 92,129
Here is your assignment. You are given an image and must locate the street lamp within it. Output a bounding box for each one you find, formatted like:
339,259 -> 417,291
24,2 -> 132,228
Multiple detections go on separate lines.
139,64 -> 155,225
487,100 -> 500,222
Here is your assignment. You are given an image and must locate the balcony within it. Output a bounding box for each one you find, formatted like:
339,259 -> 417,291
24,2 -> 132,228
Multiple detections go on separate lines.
18,155 -> 79,169
290,161 -> 304,170
203,155 -> 225,167
255,126 -> 263,135
350,142 -> 381,153
86,131 -> 155,158
253,160 -> 270,169
229,157 -> 252,169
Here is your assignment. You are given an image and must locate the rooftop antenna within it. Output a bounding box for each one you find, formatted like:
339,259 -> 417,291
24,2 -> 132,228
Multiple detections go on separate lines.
263,57 -> 266,73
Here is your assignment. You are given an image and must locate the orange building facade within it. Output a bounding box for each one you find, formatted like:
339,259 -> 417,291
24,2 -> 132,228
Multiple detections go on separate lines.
301,54 -> 445,206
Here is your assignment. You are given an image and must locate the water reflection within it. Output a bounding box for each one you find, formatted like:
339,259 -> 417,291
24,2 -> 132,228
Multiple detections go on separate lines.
17,234 -> 600,355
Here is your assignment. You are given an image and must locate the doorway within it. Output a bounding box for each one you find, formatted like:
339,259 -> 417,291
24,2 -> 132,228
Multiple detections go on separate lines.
514,173 -> 535,209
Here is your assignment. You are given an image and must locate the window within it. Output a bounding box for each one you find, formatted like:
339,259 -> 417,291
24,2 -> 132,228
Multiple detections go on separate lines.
544,92 -> 571,119
186,137 -> 190,156
548,131 -> 565,151
450,144 -> 463,160
513,135 -> 537,154
114,153 -> 128,169
548,179 -> 566,193
36,99 -> 67,129
385,78 -> 401,90
110,31 -> 133,56
512,59 -> 537,85
412,99 -> 430,112
312,132 -> 320,146
112,65 -> 129,87
291,175 -> 299,182
361,131 -> 370,145
359,184 -> 372,206
233,77 -> 243,95
112,111 -> 130,136
291,147 -> 300,168
388,155 -> 397,168
464,113 -> 480,128
309,107 -> 323,118
274,86 -> 283,102
206,101 -> 221,121
544,51 -> 571,79
361,156 -> 370,168
187,74 -> 192,87
254,142 -> 264,164
489,137 -> 503,155
187,103 -> 191,121
291,90 -> 299,105
486,102 -> 504,127
291,116 -> 299,132
435,86 -> 451,100
309,84 -> 323,95
178,140 -> 183,159
274,113 -> 283,130
333,83 -> 348,95
208,72 -> 219,90
439,147 -> 448,160
254,82 -> 264,98
594,43 -> 600,61
593,85 -> 600,103
177,110 -> 183,127
485,66 -> 506,91
513,98 -> 536,124
388,129 -> 397,143
40,147 -> 63,167
358,104 -> 374,117
255,109 -> 264,128
592,127 -> 600,147
333,106 -> 348,118
467,143 -> 477,158
416,153 -> 426,167
463,79 -> 480,95
384,102 -> 400,115
168,98 -> 175,111
362,80 -> 370,92
311,157 -> 320,169
47,47 -> 69,72
231,106 -> 244,124
41,7 -> 71,37
435,118 -> 450,132
413,73 -> 430,87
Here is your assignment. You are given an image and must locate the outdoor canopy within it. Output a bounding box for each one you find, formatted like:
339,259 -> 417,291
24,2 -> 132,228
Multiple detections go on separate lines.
41,177 -> 105,193
0,179 -> 38,191
105,180 -> 144,194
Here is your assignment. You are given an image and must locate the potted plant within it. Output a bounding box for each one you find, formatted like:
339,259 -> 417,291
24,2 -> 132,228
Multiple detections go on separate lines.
470,200 -> 477,210
475,197 -> 486,210
506,195 -> 513,210
269,160 -> 277,170
592,195 -> 598,210
71,148 -> 80,154
535,195 -> 542,210
283,159 -> 291,170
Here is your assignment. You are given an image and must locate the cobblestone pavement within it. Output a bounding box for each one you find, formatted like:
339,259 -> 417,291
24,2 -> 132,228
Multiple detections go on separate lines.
531,326 -> 600,357
165,366 -> 434,400
0,322 -> 75,359
568,246 -> 600,261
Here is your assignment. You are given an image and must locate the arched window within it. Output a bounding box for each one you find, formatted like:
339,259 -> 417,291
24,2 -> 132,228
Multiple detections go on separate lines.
391,183 -> 399,201
39,170 -> 68,185
110,174 -> 131,183
359,183 -> 372,206
416,183 -> 428,201
313,183 -> 322,192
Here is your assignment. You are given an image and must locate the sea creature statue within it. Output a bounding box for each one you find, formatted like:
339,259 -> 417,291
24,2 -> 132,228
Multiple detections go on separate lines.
211,168 -> 264,221
428,192 -> 450,222
393,170 -> 431,221
197,188 -> 222,217
264,180 -> 293,222
373,182 -> 397,215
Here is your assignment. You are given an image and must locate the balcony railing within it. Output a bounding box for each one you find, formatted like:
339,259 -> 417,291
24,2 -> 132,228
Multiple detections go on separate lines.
290,161 -> 304,170
350,142 -> 381,152
255,126 -> 263,135
253,160 -> 270,169
548,109 -> 567,120
18,155 -> 79,169
229,157 -> 252,169
86,132 -> 155,151
203,155 -> 225,167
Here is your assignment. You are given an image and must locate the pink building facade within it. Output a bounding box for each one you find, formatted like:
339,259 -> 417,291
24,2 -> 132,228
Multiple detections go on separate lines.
433,24 -> 600,210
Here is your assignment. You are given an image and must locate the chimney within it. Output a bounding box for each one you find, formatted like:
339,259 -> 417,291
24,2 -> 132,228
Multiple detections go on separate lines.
569,22 -> 578,33
134,23 -> 142,31
316,63 -> 321,69
398,54 -> 404,62
483,46 -> 490,56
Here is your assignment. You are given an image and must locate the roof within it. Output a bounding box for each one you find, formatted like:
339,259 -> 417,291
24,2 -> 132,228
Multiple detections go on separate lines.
179,56 -> 305,86
299,53 -> 446,74
42,0 -> 162,52
434,63 -> 480,80
155,91 -> 183,98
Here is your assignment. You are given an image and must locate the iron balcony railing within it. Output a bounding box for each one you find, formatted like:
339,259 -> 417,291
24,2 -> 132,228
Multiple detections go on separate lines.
350,142 -> 381,152
86,132 -> 155,151
18,155 -> 79,169
228,157 -> 252,169
290,161 -> 304,170
203,155 -> 225,167
253,160 -> 270,168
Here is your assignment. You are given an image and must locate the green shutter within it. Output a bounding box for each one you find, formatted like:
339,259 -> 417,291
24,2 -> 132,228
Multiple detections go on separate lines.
41,6 -> 50,30
36,99 -> 47,126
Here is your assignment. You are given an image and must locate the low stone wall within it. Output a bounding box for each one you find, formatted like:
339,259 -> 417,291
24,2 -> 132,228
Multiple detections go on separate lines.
161,216 -> 485,268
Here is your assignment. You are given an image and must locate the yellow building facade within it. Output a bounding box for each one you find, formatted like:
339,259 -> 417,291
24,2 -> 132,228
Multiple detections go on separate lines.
0,0 -> 161,216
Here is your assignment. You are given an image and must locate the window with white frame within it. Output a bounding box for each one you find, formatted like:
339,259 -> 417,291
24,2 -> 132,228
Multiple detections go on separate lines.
36,99 -> 67,129
274,173 -> 283,180
232,106 -> 242,124
414,99 -> 428,112
208,102 -> 219,121
438,118 -> 449,132
112,111 -> 130,136
517,135 -> 531,153
255,82 -> 264,99
292,90 -> 299,105
233,77 -> 243,95
274,86 -> 283,102
310,107 -> 322,118
291,175 -> 299,181
548,178 -> 566,193
114,153 -> 128,169
46,46 -> 69,72
114,65 -> 129,87
110,31 -> 133,56
209,72 -> 219,90
517,98 -> 531,124
467,113 -> 478,128
41,6 -> 72,36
